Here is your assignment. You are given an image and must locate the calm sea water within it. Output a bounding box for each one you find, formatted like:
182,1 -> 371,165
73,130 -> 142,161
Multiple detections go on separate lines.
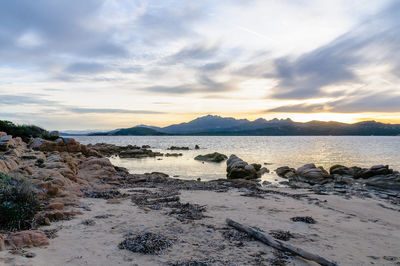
74,136 -> 400,182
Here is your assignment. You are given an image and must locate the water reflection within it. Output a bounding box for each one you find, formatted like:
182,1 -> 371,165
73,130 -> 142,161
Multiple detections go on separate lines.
75,136 -> 400,181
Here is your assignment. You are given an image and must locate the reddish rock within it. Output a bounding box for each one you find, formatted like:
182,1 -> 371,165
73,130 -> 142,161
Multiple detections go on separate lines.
45,203 -> 65,211
5,230 -> 50,249
0,234 -> 5,251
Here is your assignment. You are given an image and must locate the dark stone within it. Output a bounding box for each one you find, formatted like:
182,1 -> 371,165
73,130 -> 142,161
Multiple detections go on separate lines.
291,216 -> 316,224
194,152 -> 228,163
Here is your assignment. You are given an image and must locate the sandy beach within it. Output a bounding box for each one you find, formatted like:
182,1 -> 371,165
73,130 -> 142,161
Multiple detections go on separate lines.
1,185 -> 400,266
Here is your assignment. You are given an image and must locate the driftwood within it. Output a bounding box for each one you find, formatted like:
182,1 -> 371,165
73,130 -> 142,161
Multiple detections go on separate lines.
144,196 -> 180,205
226,218 -> 337,266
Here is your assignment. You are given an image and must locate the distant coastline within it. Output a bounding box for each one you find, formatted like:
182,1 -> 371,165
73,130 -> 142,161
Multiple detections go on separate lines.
62,115 -> 400,136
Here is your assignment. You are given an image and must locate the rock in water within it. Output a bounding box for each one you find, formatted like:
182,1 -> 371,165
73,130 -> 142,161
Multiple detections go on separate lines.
354,165 -> 393,179
226,155 -> 259,180
194,152 -> 228,163
275,166 -> 296,178
293,163 -> 332,185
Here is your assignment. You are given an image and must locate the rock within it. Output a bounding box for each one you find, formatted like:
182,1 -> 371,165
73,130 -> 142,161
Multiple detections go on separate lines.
294,164 -> 332,185
251,163 -> 262,171
165,153 -> 183,157
365,173 -> 400,191
168,146 -> 189,150
333,175 -> 355,185
0,131 -> 7,138
275,166 -> 295,178
24,252 -> 36,258
0,135 -> 12,151
0,234 -> 5,251
194,152 -> 228,163
5,230 -> 50,249
50,131 -> 60,137
258,167 -> 270,175
226,155 -> 258,180
355,165 -> 393,179
195,145 -> 200,149
330,165 -> 351,175
262,181 -> 271,186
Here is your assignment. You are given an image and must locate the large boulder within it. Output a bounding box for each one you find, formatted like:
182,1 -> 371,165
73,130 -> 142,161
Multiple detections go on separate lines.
329,165 -> 351,175
226,155 -> 258,180
5,230 -> 50,249
0,135 -> 12,151
194,152 -> 227,163
354,165 -> 393,179
365,173 -> 400,191
294,163 -> 332,185
275,166 -> 296,178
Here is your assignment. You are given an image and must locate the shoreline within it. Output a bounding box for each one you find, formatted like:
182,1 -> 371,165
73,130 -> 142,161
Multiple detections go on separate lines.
1,134 -> 400,265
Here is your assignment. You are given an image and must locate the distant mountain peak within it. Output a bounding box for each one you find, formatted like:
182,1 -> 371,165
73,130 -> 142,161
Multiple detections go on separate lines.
88,115 -> 400,136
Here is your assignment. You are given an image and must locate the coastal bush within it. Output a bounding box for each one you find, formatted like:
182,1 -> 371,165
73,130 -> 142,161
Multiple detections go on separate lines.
0,120 -> 56,142
0,173 -> 40,231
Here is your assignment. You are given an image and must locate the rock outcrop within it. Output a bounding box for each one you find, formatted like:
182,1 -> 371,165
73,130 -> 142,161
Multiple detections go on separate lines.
276,162 -> 400,197
194,152 -> 227,163
0,133 -> 129,228
4,230 -> 50,249
87,143 -> 163,158
29,137 -> 101,157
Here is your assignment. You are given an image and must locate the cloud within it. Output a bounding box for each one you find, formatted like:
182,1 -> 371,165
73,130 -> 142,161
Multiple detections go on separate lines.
199,61 -> 229,72
270,1 -> 400,99
0,0 -> 127,69
135,2 -> 209,44
0,94 -> 57,106
144,75 -> 237,94
65,107 -> 166,114
64,62 -> 110,74
266,92 -> 400,113
329,93 -> 400,113
266,103 -> 328,113
163,43 -> 219,65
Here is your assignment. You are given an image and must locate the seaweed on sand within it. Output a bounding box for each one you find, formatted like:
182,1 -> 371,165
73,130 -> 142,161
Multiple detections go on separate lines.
119,232 -> 173,254
167,202 -> 208,222
290,216 -> 316,224
269,230 -> 294,241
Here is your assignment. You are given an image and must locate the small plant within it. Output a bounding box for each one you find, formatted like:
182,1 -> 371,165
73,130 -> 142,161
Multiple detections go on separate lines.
0,174 -> 40,231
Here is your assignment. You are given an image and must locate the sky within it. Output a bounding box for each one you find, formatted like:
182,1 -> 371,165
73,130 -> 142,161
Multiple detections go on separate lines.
1,0 -> 399,130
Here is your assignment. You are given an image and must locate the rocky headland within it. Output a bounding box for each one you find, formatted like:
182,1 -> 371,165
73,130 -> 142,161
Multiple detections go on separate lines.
1,132 -> 400,265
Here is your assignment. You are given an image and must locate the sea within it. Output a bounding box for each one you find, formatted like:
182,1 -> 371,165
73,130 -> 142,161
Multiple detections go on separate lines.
74,136 -> 400,183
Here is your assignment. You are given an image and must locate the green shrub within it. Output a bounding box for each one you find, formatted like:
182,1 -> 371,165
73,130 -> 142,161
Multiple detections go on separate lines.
0,120 -> 54,142
0,174 -> 40,231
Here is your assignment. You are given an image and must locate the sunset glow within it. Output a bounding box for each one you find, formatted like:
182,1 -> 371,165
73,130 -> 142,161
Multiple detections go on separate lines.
1,0 -> 399,130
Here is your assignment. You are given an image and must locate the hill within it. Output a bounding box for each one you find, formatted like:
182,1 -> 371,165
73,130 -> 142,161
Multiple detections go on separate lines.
88,115 -> 400,136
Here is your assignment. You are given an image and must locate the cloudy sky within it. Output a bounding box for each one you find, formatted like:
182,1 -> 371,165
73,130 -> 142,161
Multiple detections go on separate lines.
1,0 -> 399,130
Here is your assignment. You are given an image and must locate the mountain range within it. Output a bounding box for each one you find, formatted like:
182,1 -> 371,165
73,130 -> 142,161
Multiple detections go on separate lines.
79,115 -> 400,136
